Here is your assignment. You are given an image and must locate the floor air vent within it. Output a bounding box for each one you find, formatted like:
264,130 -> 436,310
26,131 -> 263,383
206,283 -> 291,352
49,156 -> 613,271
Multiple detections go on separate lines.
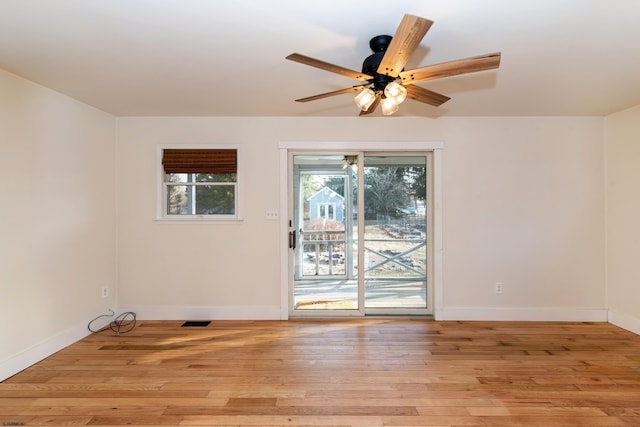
181,321 -> 211,327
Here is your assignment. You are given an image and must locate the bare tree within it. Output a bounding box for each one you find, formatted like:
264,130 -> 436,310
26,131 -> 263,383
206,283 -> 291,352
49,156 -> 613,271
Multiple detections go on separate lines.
364,167 -> 410,218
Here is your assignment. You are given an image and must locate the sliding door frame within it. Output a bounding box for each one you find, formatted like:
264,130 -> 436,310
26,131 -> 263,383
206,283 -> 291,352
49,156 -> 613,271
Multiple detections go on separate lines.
278,141 -> 444,320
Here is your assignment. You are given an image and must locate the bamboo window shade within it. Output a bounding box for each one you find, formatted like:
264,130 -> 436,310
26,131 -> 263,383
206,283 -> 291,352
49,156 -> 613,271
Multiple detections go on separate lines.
162,149 -> 237,175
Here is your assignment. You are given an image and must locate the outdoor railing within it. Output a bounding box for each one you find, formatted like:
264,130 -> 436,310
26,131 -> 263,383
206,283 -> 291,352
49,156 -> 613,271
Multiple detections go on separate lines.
301,230 -> 345,276
300,230 -> 426,279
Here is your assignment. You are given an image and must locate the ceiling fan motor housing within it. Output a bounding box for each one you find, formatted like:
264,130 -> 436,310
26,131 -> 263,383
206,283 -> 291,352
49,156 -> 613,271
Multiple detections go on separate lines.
362,35 -> 396,93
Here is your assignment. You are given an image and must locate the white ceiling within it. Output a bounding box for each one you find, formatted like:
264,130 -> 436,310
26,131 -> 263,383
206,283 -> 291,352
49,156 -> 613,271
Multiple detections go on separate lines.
1,0 -> 639,118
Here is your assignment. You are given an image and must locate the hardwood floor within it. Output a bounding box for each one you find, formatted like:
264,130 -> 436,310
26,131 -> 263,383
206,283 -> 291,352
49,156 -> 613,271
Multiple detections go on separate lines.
2,319 -> 640,426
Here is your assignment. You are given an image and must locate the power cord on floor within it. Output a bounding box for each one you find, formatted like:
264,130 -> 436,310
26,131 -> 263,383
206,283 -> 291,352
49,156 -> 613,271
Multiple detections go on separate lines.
88,309 -> 137,335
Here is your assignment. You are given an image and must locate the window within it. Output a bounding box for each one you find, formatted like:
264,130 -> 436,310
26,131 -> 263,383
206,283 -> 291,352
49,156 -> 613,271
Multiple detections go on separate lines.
318,203 -> 336,220
159,147 -> 239,220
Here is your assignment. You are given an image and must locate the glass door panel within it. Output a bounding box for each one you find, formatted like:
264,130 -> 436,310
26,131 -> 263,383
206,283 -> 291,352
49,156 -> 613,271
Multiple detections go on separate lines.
292,155 -> 359,312
363,156 -> 428,310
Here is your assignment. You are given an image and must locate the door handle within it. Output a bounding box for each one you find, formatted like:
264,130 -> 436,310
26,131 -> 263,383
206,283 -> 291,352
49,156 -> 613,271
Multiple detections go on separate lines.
289,229 -> 296,249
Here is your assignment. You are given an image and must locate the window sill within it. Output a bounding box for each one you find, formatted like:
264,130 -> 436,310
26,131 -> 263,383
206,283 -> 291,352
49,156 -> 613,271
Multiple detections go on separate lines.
155,216 -> 244,225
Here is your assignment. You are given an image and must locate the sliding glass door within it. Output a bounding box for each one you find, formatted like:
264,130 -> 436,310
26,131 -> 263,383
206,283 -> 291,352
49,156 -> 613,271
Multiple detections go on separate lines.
289,152 -> 431,316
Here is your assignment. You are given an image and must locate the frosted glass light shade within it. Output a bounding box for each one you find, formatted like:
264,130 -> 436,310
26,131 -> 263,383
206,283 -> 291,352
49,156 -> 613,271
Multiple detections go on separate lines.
381,97 -> 400,115
354,88 -> 376,111
384,81 -> 407,104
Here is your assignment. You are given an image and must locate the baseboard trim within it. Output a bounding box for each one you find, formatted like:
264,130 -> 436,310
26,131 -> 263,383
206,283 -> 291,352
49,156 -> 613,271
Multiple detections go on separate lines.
0,315 -> 112,382
437,307 -> 608,322
117,305 -> 282,321
608,310 -> 640,335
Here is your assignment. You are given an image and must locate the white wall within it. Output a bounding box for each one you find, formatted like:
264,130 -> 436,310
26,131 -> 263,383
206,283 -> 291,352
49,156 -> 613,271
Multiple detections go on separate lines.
442,117 -> 605,320
0,69 -> 116,380
117,116 -> 606,321
605,104 -> 640,333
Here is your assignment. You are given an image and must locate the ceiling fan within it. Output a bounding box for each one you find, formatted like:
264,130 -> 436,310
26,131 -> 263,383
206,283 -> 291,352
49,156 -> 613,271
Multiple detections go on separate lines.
286,14 -> 501,116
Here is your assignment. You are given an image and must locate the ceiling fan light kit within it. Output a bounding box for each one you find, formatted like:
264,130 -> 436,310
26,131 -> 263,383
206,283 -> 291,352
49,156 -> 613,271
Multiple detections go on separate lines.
384,82 -> 407,104
381,96 -> 401,116
286,14 -> 501,116
354,88 -> 377,112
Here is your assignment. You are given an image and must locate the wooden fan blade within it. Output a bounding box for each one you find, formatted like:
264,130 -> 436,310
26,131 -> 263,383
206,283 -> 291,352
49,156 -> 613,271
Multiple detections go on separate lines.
294,85 -> 367,103
404,85 -> 450,107
359,92 -> 381,116
377,14 -> 433,78
286,53 -> 373,82
399,52 -> 501,84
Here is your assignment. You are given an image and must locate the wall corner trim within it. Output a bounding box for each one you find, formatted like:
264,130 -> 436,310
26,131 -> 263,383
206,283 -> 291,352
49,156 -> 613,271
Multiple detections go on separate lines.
608,310 -> 640,335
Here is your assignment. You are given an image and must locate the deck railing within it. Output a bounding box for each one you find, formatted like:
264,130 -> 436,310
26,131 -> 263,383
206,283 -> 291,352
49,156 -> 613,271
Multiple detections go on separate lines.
300,229 -> 426,279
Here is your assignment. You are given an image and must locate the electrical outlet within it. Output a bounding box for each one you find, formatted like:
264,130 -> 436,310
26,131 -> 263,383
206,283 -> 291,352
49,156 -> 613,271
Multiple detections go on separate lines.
101,286 -> 109,298
495,282 -> 503,294
265,210 -> 279,220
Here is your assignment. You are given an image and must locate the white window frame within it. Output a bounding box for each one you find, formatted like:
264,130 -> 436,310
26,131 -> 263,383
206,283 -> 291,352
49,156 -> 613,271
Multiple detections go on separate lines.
156,144 -> 243,223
